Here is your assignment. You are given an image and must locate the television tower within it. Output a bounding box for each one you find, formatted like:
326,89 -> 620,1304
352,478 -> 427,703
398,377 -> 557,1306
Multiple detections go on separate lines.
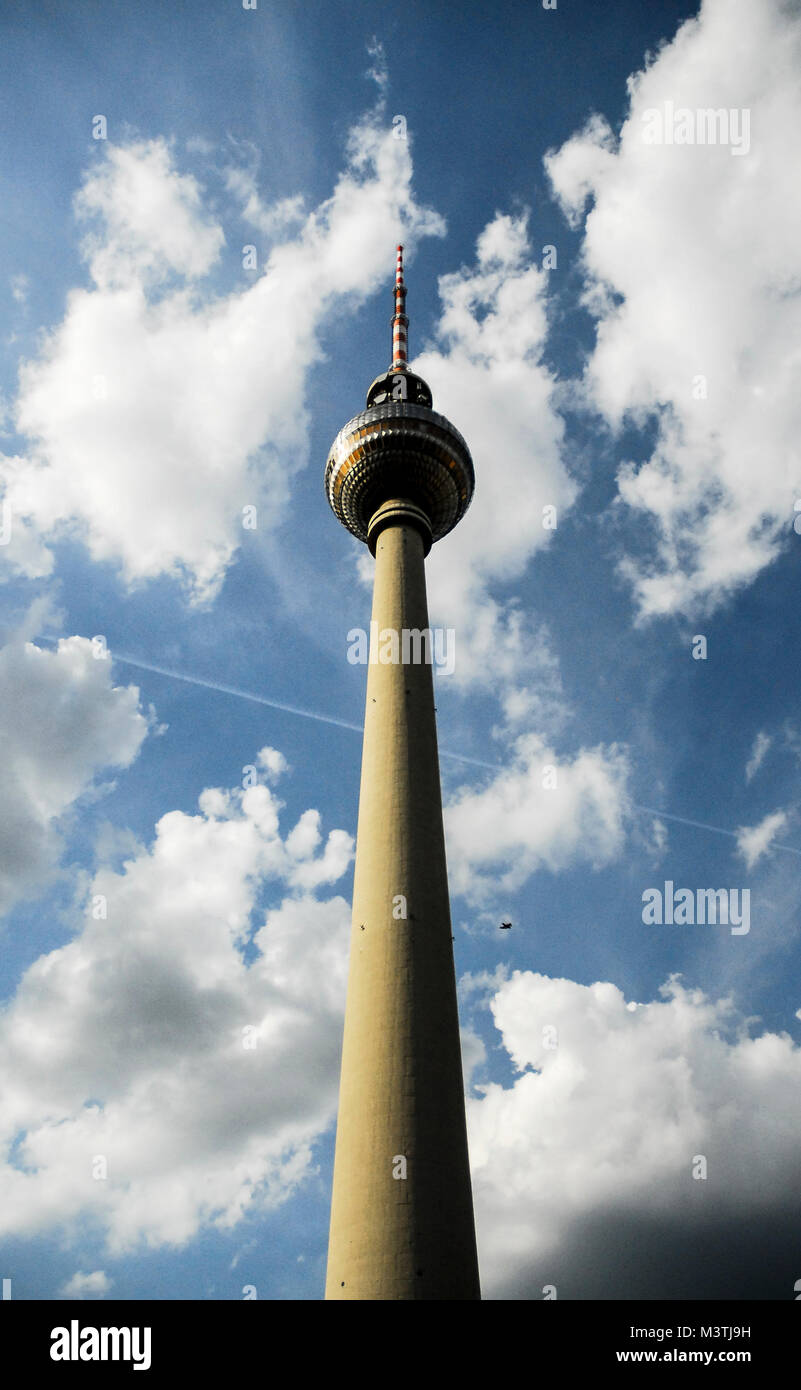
324,247 -> 480,1300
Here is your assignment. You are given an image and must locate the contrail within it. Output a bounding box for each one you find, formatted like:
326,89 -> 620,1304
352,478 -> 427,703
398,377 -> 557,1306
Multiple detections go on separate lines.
40,639 -> 800,840
112,651 -> 364,733
633,803 -> 801,858
110,650 -> 501,771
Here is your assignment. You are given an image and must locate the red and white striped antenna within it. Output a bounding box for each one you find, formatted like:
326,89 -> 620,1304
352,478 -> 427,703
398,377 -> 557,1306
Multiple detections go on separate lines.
391,243 -> 408,369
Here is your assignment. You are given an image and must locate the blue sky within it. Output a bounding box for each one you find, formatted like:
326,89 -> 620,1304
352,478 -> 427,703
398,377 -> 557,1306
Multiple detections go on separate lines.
1,0 -> 800,1301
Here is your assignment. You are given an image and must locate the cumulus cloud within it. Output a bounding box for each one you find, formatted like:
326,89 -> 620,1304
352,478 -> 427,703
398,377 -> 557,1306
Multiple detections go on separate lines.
445,734 -> 629,903
546,0 -> 801,619
736,808 -> 789,869
75,141 -> 225,291
256,746 -> 289,783
424,210 -> 562,552
1,121 -> 444,602
443,597 -> 568,738
0,466 -> 54,579
60,1270 -> 112,1300
468,971 -> 801,1298
414,213 -> 577,725
0,634 -> 150,916
0,754 -> 352,1252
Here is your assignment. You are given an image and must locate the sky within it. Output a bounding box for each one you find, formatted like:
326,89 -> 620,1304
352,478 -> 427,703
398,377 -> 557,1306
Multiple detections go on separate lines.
1,0 -> 800,1302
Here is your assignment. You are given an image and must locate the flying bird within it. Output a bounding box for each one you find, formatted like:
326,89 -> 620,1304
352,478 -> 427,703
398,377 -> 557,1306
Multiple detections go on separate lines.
500,920 -> 512,930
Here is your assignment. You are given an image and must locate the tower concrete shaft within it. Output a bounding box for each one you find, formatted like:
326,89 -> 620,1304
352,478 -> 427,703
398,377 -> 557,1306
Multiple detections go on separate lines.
325,505 -> 480,1300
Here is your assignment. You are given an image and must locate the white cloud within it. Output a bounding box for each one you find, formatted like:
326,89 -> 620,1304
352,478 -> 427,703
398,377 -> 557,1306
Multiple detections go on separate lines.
0,634 -> 150,916
0,757 -> 353,1252
745,730 -> 771,783
735,808 -> 789,869
546,0 -> 801,619
60,1270 -> 112,1300
445,733 -> 629,903
0,464 -> 54,578
224,162 -> 306,239
75,141 -> 225,291
447,599 -> 568,737
256,746 -> 289,783
365,37 -> 389,97
468,971 -> 801,1297
419,212 -> 575,600
407,212 -> 577,728
2,121 -> 445,603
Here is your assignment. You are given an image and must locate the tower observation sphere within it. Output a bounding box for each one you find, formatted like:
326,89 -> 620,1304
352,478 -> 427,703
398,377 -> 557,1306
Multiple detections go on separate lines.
324,246 -> 474,554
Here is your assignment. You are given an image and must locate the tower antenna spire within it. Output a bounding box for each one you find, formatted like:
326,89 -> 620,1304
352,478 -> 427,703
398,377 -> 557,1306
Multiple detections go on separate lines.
391,243 -> 408,369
